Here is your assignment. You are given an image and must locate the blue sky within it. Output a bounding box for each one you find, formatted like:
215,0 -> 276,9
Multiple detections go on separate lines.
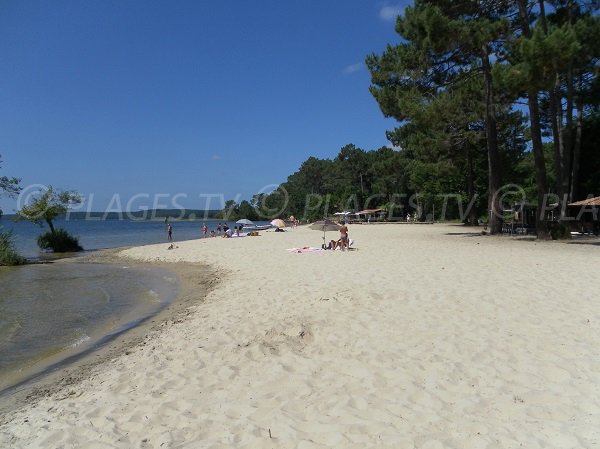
0,0 -> 407,213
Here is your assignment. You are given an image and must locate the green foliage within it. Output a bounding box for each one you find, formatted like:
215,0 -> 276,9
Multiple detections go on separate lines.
0,155 -> 21,199
366,0 -> 521,232
0,155 -> 21,217
0,229 -> 26,266
366,0 -> 599,235
217,0 -> 600,232
549,222 -> 571,240
216,199 -> 262,221
37,228 -> 83,252
218,144 -> 414,222
16,186 -> 81,233
501,2 -> 600,209
15,186 -> 84,252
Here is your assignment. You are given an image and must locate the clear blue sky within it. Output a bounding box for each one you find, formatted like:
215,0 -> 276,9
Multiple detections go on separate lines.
0,0 -> 407,213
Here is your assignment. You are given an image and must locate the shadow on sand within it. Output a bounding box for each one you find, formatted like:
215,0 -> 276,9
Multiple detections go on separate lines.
567,240 -> 600,246
444,232 -> 484,237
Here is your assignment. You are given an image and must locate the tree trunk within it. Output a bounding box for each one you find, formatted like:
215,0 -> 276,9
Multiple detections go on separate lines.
528,94 -> 551,239
563,58 -> 574,203
539,0 -> 548,33
563,1 -> 576,204
542,0 -> 571,217
550,75 -> 567,206
517,0 -> 550,240
466,144 -> 478,226
46,218 -> 55,234
570,95 -> 583,201
538,0 -> 566,214
481,50 -> 502,234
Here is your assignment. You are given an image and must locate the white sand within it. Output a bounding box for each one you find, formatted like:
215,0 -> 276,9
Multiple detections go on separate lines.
1,224 -> 600,448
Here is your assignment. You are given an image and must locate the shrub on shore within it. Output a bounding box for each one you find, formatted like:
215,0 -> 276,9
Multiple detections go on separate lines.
549,222 -> 571,240
0,229 -> 26,266
37,228 -> 83,252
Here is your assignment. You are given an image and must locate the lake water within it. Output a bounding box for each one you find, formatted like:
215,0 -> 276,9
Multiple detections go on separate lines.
0,218 -> 258,391
1,218 -> 258,259
0,262 -> 178,391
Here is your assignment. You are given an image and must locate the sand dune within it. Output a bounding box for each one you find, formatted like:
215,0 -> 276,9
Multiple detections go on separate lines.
1,224 -> 599,448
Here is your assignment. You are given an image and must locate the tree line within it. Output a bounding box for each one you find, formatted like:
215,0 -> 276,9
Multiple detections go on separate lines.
366,0 -> 599,238
221,1 -> 599,237
3,1 -> 599,242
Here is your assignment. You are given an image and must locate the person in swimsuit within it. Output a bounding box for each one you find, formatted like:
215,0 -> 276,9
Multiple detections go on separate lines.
339,223 -> 349,251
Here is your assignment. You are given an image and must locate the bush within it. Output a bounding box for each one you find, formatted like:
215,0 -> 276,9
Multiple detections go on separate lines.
0,229 -> 26,265
549,222 -> 571,240
37,228 -> 83,252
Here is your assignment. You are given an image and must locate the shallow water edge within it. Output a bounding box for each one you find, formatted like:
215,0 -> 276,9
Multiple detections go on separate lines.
0,248 -> 221,416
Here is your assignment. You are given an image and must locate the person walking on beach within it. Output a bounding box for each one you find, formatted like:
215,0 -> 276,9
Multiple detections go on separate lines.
167,223 -> 173,241
202,223 -> 208,238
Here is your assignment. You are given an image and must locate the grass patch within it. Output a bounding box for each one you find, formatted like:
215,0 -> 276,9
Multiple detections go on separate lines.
0,229 -> 26,266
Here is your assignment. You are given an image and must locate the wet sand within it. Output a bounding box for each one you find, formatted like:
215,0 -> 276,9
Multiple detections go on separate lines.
0,250 -> 220,418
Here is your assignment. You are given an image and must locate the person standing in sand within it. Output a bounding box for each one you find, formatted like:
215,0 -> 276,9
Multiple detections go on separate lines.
202,223 -> 208,238
339,222 -> 349,251
167,223 -> 173,241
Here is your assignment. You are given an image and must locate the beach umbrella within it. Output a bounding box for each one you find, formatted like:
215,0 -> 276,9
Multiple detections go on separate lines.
270,218 -> 286,229
236,218 -> 255,227
309,219 -> 341,243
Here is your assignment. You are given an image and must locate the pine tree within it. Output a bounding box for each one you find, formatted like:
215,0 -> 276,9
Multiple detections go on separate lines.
367,0 -> 515,233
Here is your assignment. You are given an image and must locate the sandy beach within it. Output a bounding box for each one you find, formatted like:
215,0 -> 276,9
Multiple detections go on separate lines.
1,223 -> 599,448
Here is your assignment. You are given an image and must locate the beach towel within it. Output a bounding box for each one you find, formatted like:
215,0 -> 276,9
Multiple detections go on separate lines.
286,246 -> 323,253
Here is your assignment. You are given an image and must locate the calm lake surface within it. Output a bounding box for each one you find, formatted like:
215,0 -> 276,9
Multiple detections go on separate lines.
1,218 -> 250,259
0,262 -> 178,391
0,218 -> 251,391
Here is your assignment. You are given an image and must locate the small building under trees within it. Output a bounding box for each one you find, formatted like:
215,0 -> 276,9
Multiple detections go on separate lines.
352,209 -> 386,223
567,196 -> 600,235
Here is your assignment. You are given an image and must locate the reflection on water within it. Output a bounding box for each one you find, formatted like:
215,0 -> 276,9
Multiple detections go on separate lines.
0,262 -> 178,390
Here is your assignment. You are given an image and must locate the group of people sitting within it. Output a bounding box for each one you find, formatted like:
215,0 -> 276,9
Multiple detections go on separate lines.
288,215 -> 299,228
323,239 -> 344,250
216,222 -> 239,237
322,223 -> 350,251
222,224 -> 242,238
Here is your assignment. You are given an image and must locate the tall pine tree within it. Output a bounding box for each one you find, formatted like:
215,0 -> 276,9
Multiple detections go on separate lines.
367,0 -> 514,233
